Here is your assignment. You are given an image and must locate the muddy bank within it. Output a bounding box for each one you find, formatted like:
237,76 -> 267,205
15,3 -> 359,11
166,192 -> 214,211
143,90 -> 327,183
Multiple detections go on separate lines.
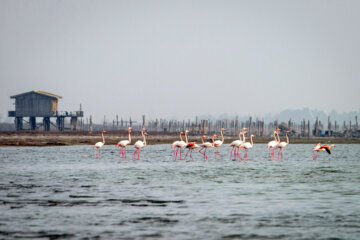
0,130 -> 359,146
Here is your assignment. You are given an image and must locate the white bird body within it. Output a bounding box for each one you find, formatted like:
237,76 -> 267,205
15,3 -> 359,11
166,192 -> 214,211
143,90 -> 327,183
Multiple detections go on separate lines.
94,142 -> 104,149
200,142 -> 213,148
176,141 -> 186,148
134,140 -> 145,149
118,140 -> 130,147
230,140 -> 243,147
171,141 -> 180,148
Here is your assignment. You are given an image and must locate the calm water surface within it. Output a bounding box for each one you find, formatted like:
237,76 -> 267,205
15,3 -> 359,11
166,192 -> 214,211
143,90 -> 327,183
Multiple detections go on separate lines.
1,144 -> 360,239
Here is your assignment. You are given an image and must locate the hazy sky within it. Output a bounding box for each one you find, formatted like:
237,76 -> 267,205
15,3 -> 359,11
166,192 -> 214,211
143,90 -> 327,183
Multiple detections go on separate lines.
1,0 -> 359,122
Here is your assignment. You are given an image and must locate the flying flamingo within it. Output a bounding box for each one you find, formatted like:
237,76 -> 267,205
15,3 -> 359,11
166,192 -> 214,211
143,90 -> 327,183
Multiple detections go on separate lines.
184,133 -> 199,160
213,128 -> 225,160
277,130 -> 290,160
313,143 -> 335,160
199,134 -> 216,160
229,128 -> 247,160
116,127 -> 132,159
134,128 -> 148,160
240,134 -> 255,160
93,130 -> 106,159
266,128 -> 281,160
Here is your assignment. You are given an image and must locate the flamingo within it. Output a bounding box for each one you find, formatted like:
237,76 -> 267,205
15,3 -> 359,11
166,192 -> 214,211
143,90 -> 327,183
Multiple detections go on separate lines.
134,128 -> 148,160
93,130 -> 106,159
277,130 -> 290,160
313,143 -> 335,160
213,128 -> 225,160
229,128 -> 247,160
266,128 -> 281,160
116,127 -> 132,159
171,131 -> 186,160
199,134 -> 216,160
175,130 -> 188,160
184,133 -> 199,160
240,134 -> 255,160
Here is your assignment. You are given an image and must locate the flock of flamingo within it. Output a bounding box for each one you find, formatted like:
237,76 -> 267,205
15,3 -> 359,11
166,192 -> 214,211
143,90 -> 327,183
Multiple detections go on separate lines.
93,127 -> 335,161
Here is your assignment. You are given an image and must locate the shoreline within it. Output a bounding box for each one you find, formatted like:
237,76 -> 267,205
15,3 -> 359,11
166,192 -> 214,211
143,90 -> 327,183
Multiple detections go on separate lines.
0,131 -> 359,146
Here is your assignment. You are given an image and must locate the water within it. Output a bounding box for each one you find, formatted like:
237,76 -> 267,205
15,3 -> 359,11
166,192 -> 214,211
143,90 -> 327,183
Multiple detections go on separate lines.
1,144 -> 360,239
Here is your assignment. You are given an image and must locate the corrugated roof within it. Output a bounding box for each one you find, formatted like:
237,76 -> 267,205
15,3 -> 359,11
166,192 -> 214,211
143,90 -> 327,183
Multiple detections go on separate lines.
10,90 -> 62,99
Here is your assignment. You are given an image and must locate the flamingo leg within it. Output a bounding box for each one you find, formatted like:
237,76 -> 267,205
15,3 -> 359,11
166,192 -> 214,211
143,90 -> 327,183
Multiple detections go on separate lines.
184,149 -> 190,160
179,148 -> 182,160
190,150 -> 193,160
278,149 -> 281,160
230,147 -> 234,160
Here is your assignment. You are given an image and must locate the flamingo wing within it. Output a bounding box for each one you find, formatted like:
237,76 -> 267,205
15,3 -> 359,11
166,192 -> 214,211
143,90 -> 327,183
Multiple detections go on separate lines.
320,145 -> 331,154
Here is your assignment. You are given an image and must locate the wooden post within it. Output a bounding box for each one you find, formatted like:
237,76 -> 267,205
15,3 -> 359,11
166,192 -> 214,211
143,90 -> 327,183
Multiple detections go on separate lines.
116,115 -> 119,130
356,116 -> 358,131
334,120 -> 337,134
249,116 -> 252,135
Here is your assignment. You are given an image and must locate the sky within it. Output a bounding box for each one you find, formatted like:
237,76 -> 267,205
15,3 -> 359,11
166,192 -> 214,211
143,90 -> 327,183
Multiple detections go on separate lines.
1,0 -> 359,123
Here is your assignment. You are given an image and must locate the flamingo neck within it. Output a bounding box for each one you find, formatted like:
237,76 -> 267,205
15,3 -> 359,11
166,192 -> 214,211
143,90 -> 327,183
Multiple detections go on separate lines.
142,130 -> 147,146
212,135 -> 216,145
276,131 -> 280,142
250,135 -> 253,146
220,130 -> 224,143
102,132 -> 105,144
286,132 -> 289,144
128,130 -> 131,143
185,131 -> 188,144
179,132 -> 183,142
201,136 -> 205,144
238,132 -> 242,140
242,132 -> 246,142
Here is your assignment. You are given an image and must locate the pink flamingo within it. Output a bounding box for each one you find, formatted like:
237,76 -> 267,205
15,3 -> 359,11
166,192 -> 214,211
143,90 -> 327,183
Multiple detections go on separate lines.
213,128 -> 225,160
134,128 -> 148,160
199,134 -> 216,160
116,127 -> 132,159
313,143 -> 335,160
184,138 -> 200,160
171,131 -> 186,160
229,128 -> 247,160
93,130 -> 106,159
266,128 -> 281,160
240,134 -> 255,160
176,130 -> 188,160
277,130 -> 290,160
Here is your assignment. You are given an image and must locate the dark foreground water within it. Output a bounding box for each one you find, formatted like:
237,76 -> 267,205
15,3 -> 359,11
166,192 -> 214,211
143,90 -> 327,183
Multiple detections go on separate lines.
1,144 -> 360,240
